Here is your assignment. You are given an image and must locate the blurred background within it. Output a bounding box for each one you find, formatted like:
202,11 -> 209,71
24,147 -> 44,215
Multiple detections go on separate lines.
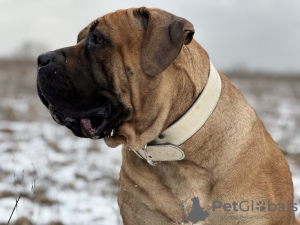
0,0 -> 299,224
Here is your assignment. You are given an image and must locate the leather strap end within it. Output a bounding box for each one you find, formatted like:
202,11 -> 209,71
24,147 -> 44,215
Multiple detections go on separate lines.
133,144 -> 185,162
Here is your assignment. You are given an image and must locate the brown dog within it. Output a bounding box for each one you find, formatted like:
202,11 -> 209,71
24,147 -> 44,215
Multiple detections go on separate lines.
37,7 -> 299,225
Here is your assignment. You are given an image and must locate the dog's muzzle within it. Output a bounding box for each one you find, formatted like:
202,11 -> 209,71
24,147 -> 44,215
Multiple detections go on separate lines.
36,51 -> 124,139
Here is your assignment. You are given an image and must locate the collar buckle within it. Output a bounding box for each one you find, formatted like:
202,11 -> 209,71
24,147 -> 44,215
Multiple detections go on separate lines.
143,144 -> 157,166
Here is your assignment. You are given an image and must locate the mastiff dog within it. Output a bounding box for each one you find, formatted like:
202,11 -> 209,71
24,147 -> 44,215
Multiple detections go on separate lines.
37,7 -> 300,225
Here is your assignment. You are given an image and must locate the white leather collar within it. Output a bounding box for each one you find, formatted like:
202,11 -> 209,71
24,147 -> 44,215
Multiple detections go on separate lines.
133,61 -> 222,164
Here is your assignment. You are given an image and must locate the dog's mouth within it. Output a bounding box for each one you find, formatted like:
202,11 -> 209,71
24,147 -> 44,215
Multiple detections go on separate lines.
37,85 -> 124,140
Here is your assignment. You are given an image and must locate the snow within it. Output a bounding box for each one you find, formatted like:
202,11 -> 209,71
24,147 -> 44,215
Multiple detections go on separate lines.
0,121 -> 122,224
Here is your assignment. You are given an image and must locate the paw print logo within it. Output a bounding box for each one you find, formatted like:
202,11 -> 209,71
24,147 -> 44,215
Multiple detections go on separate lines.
255,201 -> 266,211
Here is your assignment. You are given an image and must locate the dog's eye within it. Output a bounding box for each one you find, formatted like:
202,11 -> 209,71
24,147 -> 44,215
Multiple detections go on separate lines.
96,36 -> 104,45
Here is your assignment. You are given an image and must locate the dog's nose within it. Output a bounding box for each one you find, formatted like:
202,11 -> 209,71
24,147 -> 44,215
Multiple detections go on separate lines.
37,51 -> 57,68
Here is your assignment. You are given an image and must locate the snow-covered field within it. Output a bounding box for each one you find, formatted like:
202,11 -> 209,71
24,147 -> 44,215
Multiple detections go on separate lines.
0,60 -> 299,224
0,121 -> 122,225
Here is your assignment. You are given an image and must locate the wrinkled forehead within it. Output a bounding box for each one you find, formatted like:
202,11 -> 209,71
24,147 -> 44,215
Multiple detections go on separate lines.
77,9 -> 140,43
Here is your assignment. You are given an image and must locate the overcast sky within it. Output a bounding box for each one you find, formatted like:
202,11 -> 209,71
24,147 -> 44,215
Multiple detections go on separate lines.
0,0 -> 300,72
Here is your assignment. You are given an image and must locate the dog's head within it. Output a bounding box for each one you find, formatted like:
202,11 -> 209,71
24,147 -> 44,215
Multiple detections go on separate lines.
37,7 -> 196,149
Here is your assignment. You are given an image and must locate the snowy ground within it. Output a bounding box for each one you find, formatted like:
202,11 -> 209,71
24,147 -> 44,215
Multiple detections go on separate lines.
0,60 -> 299,224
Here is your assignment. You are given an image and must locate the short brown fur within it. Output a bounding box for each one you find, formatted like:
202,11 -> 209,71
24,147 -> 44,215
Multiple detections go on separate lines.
40,7 -> 300,225
99,8 -> 298,225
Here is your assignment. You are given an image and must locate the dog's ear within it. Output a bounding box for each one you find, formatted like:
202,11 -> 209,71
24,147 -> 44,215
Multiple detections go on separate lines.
135,7 -> 195,76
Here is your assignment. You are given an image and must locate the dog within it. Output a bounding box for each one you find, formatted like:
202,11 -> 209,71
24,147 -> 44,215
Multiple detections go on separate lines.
37,7 -> 300,225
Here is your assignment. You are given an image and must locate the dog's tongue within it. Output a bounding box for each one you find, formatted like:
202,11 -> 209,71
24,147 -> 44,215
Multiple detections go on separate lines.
80,118 -> 99,139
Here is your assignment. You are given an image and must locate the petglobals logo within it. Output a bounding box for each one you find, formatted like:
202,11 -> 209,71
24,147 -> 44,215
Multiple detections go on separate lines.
212,200 -> 298,212
179,197 -> 298,224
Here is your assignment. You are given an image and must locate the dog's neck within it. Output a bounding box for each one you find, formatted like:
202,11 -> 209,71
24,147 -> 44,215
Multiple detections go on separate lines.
132,61 -> 222,165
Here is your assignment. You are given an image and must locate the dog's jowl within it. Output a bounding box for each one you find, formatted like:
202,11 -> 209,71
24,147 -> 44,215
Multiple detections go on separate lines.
37,7 -> 300,225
